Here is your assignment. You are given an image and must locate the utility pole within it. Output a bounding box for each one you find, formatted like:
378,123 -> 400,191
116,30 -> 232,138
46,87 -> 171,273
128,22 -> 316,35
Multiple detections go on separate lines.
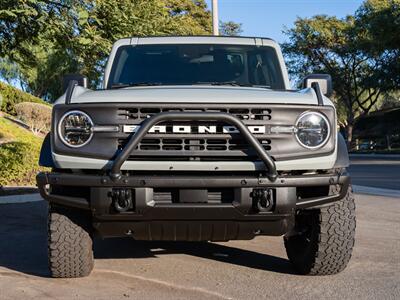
212,0 -> 219,35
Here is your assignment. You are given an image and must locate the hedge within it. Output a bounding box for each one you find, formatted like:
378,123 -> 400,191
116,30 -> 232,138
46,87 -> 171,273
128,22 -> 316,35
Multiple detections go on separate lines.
0,82 -> 50,116
15,102 -> 52,134
0,117 -> 49,186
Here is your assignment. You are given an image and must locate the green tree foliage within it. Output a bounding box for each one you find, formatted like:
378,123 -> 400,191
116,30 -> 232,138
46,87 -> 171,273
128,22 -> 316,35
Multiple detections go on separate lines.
0,57 -> 20,85
282,0 -> 400,144
355,0 -> 400,88
0,0 -> 212,101
220,21 -> 243,36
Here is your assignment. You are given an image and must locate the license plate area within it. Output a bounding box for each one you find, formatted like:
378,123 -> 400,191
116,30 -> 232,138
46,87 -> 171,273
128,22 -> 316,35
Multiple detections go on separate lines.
154,188 -> 235,204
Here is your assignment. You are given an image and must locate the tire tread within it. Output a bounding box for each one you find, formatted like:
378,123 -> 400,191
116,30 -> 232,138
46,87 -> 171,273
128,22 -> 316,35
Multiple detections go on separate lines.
285,185 -> 356,275
48,206 -> 94,278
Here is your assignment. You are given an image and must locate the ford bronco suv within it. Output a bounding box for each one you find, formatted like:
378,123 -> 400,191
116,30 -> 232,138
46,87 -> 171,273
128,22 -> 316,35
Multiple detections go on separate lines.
37,36 -> 355,278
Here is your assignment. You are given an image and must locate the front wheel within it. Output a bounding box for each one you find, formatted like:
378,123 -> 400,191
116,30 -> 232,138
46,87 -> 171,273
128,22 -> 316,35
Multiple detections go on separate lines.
284,185 -> 356,275
48,205 -> 94,278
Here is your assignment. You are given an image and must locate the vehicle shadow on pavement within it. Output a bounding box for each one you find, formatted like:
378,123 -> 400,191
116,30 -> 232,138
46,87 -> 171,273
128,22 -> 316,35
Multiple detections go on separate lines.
0,202 -> 50,277
0,201 -> 295,277
94,239 -> 296,275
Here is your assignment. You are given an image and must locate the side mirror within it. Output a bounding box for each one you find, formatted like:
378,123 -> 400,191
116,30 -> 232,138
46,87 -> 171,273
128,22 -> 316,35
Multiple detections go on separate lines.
62,74 -> 88,92
303,74 -> 332,97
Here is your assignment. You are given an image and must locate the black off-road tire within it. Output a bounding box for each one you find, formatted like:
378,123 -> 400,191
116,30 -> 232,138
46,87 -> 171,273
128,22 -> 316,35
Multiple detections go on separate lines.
48,205 -> 94,278
284,185 -> 356,275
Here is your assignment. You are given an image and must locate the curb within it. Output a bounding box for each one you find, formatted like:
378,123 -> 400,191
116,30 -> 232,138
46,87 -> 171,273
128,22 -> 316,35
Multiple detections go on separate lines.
352,185 -> 400,198
0,186 -> 38,196
350,153 -> 400,160
0,193 -> 43,204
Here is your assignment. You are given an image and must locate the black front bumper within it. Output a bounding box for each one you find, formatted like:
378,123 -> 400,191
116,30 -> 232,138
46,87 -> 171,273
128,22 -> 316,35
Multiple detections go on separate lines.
37,171 -> 350,241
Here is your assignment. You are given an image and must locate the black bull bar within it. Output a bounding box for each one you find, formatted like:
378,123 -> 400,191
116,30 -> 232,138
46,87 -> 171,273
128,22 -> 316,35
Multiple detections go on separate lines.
109,112 -> 278,181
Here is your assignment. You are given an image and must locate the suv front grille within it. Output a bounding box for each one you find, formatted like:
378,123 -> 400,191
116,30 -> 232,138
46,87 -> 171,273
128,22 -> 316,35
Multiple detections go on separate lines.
116,104 -> 273,161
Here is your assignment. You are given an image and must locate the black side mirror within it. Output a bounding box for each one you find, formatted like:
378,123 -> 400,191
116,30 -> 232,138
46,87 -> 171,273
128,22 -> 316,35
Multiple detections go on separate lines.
62,74 -> 88,92
303,74 -> 333,97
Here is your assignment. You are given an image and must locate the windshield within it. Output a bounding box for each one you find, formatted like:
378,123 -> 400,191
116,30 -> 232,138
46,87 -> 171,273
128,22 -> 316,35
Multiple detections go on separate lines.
108,44 -> 285,89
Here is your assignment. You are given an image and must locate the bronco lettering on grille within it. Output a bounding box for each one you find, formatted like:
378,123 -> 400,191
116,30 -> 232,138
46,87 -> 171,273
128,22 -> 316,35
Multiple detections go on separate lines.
123,125 -> 266,134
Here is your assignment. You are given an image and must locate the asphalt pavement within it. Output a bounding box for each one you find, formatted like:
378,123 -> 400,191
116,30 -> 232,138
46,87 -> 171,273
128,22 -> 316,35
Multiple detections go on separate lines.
0,194 -> 399,300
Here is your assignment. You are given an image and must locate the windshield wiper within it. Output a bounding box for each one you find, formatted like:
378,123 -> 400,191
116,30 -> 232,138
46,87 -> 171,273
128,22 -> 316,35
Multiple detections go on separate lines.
110,82 -> 164,89
193,81 -> 270,88
110,81 -> 271,89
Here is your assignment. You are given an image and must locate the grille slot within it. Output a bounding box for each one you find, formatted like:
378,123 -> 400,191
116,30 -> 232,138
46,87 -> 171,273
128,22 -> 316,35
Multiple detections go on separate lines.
117,137 -> 271,158
118,107 -> 271,121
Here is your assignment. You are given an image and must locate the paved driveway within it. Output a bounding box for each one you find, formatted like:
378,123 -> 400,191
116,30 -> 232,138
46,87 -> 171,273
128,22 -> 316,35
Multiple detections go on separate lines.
0,194 -> 399,300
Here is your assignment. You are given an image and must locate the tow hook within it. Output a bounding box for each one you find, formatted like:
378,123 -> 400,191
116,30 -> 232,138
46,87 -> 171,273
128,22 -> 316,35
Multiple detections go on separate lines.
111,188 -> 133,212
251,188 -> 274,212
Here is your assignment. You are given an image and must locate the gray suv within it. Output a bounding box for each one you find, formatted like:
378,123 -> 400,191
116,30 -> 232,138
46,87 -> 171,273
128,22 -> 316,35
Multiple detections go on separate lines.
37,36 -> 355,278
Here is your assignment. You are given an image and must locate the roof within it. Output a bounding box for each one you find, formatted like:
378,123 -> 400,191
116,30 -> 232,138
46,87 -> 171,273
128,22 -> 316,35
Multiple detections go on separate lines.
115,35 -> 278,47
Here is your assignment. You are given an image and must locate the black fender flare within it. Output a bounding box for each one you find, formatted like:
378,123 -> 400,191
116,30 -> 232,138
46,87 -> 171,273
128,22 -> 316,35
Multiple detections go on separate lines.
39,133 -> 55,168
334,133 -> 350,168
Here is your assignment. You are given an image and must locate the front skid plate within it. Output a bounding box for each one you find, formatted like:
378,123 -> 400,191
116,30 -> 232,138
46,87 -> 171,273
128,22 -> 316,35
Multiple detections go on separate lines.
93,219 -> 293,241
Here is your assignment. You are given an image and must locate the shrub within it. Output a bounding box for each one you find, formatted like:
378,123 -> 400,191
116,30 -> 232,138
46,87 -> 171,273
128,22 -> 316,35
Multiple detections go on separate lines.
0,117 -> 49,186
0,82 -> 49,115
15,102 -> 52,135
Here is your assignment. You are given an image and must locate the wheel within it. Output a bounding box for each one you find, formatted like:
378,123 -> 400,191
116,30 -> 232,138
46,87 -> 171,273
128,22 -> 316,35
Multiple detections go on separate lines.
48,205 -> 94,278
284,185 -> 356,275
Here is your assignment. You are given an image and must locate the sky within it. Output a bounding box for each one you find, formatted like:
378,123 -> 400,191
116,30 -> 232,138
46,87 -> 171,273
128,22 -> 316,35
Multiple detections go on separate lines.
205,0 -> 364,43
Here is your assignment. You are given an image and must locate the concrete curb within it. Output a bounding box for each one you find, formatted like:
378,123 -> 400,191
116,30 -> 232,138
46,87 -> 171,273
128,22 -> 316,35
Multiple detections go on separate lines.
350,153 -> 400,160
352,185 -> 400,198
0,193 -> 43,204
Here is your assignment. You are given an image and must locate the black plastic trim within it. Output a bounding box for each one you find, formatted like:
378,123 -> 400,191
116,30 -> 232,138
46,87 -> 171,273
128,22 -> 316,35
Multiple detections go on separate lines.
334,133 -> 350,168
93,219 -> 291,240
39,133 -> 55,168
311,82 -> 324,106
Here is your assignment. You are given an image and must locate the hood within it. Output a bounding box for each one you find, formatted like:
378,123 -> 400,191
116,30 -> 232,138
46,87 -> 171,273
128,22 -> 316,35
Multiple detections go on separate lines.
55,85 -> 334,106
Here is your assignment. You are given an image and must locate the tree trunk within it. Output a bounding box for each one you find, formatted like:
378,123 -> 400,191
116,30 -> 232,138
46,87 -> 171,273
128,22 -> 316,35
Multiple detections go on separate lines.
386,135 -> 392,151
345,109 -> 355,149
346,124 -> 353,149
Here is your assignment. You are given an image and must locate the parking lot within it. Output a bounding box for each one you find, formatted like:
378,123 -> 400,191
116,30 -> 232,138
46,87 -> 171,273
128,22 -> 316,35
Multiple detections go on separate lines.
0,191 -> 399,300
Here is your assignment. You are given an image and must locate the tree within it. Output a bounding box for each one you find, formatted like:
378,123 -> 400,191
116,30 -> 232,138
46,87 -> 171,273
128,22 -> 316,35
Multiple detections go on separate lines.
0,57 -> 20,86
220,21 -> 243,36
355,0 -> 400,88
0,0 -> 213,100
282,0 -> 400,145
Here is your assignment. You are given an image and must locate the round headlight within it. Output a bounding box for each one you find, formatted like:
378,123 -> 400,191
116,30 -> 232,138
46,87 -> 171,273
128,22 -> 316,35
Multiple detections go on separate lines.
295,112 -> 330,149
58,110 -> 93,148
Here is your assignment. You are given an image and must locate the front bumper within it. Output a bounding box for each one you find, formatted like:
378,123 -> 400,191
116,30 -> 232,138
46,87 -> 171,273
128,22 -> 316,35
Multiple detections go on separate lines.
37,170 -> 350,240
